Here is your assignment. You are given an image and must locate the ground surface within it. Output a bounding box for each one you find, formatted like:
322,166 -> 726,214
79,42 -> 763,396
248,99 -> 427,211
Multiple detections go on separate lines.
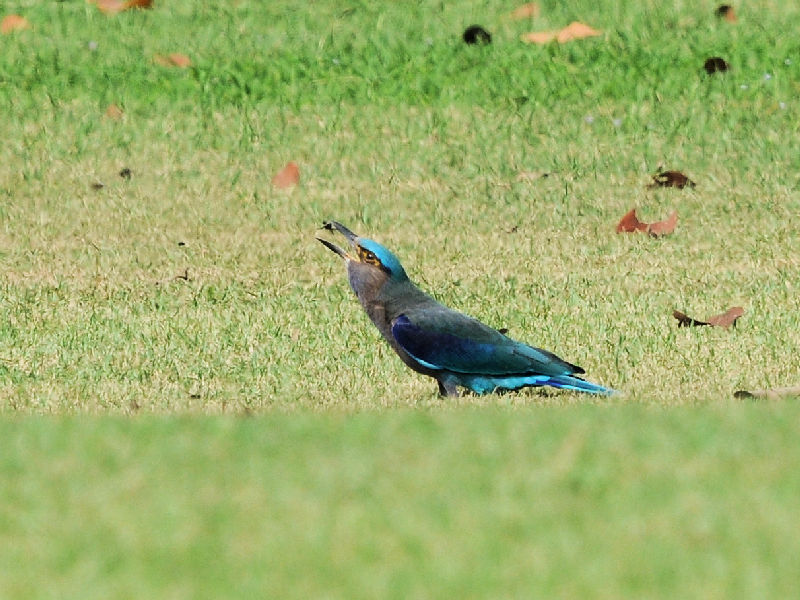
1,1 -> 799,597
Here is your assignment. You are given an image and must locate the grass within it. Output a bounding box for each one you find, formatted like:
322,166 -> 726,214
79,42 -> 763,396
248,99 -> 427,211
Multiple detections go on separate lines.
3,407 -> 800,599
1,0 -> 800,596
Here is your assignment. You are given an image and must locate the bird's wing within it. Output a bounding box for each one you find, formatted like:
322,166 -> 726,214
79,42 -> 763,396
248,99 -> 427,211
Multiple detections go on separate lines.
391,308 -> 583,377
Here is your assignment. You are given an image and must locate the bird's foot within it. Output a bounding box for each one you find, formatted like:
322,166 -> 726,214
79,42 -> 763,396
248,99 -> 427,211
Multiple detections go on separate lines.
437,379 -> 460,397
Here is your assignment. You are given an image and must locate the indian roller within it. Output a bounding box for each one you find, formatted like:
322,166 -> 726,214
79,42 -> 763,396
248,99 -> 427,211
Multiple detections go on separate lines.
317,221 -> 615,397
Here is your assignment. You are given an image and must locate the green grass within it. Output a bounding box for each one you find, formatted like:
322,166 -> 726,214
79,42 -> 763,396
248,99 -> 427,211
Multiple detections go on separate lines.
3,407 -> 800,599
2,0 -> 800,596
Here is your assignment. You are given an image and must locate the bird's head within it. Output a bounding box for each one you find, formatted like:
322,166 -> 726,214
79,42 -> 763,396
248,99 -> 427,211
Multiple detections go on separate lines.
317,221 -> 408,287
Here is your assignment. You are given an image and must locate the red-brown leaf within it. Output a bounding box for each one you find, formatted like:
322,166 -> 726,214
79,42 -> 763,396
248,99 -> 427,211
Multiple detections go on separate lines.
674,307 -> 744,329
615,208 -> 649,233
154,53 -> 192,68
715,5 -> 737,23
522,21 -> 601,44
1,14 -> 30,34
272,162 -> 300,189
95,0 -> 152,14
705,306 -> 744,328
510,2 -> 540,20
647,210 -> 677,237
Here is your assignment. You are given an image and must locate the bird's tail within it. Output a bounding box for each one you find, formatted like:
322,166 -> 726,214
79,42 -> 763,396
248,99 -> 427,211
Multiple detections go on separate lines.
467,373 -> 617,395
545,375 -> 616,395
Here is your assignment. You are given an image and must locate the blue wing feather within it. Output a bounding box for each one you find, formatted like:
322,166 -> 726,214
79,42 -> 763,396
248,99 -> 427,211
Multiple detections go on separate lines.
391,312 -> 582,378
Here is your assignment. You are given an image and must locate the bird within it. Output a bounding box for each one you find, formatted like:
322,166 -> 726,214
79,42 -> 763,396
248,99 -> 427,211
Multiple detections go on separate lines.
317,221 -> 615,397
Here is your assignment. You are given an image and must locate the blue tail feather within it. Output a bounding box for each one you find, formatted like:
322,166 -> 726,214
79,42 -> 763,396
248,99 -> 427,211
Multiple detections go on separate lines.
453,373 -> 616,396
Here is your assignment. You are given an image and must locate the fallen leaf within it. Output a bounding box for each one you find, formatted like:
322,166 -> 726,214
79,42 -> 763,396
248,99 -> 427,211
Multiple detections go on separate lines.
556,21 -> 602,43
463,25 -> 492,45
272,162 -> 300,189
168,53 -> 191,68
615,208 -> 649,233
734,386 -> 800,400
119,167 -> 132,179
651,170 -> 696,189
646,210 -> 678,237
704,56 -> 729,74
705,306 -> 745,328
673,306 -> 744,329
1,15 -> 30,34
510,2 -> 540,19
616,208 -> 677,237
522,21 -> 601,44
715,5 -> 737,23
154,53 -> 192,68
104,103 -> 124,120
672,311 -> 705,327
95,0 -> 152,14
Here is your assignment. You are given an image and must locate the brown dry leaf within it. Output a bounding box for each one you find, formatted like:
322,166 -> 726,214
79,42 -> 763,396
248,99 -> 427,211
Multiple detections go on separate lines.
706,306 -> 745,328
556,21 -> 602,43
651,170 -> 696,189
646,210 -> 678,237
96,0 -> 152,14
673,307 -> 744,329
154,53 -> 192,68
167,53 -> 191,68
95,0 -> 127,14
522,21 -> 601,44
510,2 -> 540,20
615,208 -> 649,233
734,386 -> 800,400
1,14 -> 30,34
715,5 -> 737,23
672,311 -> 707,327
616,208 -> 677,236
105,104 -> 124,120
272,162 -> 300,189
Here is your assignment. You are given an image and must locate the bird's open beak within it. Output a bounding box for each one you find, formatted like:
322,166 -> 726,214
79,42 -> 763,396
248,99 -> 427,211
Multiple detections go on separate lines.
316,221 -> 358,261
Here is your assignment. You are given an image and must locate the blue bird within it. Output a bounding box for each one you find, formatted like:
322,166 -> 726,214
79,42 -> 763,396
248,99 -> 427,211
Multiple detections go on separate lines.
318,222 -> 615,397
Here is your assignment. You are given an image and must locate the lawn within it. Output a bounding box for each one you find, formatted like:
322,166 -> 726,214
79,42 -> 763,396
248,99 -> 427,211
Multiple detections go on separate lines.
1,0 -> 799,596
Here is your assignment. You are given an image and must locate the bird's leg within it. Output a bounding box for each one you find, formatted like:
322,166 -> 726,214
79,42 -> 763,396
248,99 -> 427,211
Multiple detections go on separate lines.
437,378 -> 459,397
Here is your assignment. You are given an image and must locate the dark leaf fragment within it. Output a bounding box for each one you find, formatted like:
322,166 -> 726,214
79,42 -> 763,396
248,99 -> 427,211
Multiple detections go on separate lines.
673,306 -> 744,328
463,25 -> 492,45
704,57 -> 729,74
651,170 -> 696,189
715,5 -> 737,22
735,386 -> 800,400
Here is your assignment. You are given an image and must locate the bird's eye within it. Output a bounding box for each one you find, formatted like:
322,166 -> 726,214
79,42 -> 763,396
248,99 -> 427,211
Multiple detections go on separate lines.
360,248 -> 377,262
